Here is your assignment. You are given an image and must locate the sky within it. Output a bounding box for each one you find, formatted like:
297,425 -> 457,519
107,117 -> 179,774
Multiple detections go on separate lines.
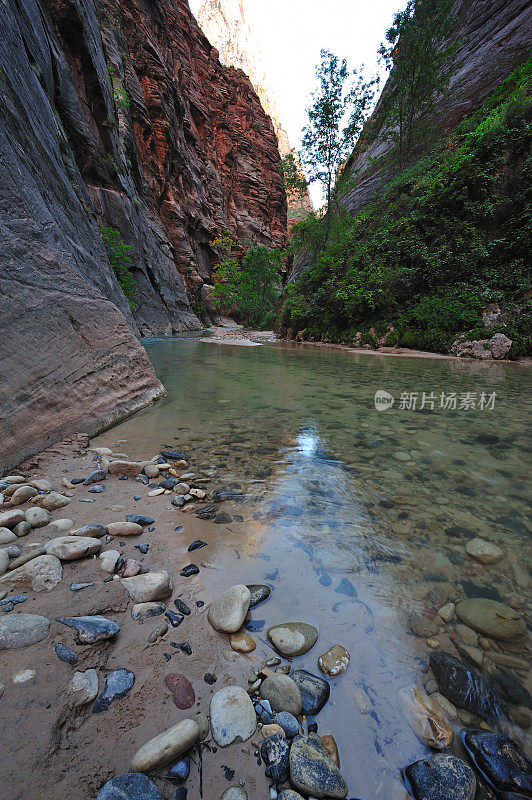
189,0 -> 404,205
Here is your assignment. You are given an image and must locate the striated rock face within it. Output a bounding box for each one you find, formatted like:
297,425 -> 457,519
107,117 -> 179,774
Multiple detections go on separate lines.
196,0 -> 312,225
0,0 -> 286,470
342,0 -> 532,213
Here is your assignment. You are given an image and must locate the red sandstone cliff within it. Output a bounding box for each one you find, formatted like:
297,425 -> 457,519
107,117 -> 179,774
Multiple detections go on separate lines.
0,0 -> 286,469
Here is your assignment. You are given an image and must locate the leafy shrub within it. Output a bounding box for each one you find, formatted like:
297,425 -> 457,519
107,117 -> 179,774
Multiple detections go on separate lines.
279,59 -> 532,356
100,226 -> 138,310
211,236 -> 284,329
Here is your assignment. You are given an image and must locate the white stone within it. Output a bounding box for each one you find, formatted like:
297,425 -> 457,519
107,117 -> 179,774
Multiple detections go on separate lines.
99,550 -> 120,573
465,538 -> 505,564
44,536 -> 101,561
207,585 -> 251,633
32,492 -> 71,511
0,555 -> 62,592
11,485 -> 39,505
0,529 -> 17,545
0,510 -> 25,529
210,686 -> 256,746
0,550 -> 8,576
69,669 -> 99,704
131,719 -> 199,772
121,571 -> 172,603
0,614 -> 50,649
24,507 -> 51,529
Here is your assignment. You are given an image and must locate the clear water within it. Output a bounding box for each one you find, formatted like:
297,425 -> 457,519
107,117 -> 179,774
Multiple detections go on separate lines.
98,337 -> 532,797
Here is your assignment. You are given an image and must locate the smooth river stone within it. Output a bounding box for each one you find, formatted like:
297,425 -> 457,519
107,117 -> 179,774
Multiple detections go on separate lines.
246,584 -> 271,607
70,524 -> 107,538
267,622 -> 318,657
106,522 -> 143,537
165,674 -> 195,710
456,598 -> 526,640
57,615 -> 120,643
0,529 -> 17,545
259,674 -> 302,716
465,538 -> 505,564
207,585 -> 251,633
11,485 -> 38,504
318,645 -> 350,676
99,550 -> 120,573
398,685 -> 453,750
0,510 -> 25,529
131,719 -> 199,772
290,670 -> 330,715
97,773 -> 163,800
0,613 -> 50,649
429,651 -> 502,721
92,669 -> 135,713
210,685 -> 256,746
32,492 -> 71,511
230,628 -> 256,653
121,571 -> 172,603
289,733 -> 348,799
0,550 -> 8,576
24,507 -> 50,528
405,753 -> 476,800
261,733 -> 290,781
0,555 -> 62,592
44,536 -> 101,561
131,602 -> 165,622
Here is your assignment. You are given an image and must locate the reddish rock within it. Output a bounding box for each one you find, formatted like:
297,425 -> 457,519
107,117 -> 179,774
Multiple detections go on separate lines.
165,673 -> 195,710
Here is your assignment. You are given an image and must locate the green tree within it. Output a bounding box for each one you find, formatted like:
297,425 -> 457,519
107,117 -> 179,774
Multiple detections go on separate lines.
278,149 -> 309,205
378,0 -> 458,168
211,236 -> 284,328
300,50 -> 378,214
100,226 -> 138,310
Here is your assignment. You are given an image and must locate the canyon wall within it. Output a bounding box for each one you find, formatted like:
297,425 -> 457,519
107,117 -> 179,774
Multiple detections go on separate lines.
196,0 -> 313,225
341,0 -> 532,213
0,0 -> 286,469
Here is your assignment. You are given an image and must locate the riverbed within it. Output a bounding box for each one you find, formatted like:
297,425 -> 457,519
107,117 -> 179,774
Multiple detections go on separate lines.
92,333 -> 531,796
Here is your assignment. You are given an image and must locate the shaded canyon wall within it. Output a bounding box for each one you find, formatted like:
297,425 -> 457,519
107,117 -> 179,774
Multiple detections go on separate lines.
0,0 -> 286,469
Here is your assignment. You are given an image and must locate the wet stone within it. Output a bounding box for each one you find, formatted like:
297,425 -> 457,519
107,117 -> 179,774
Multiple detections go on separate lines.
291,670 -> 330,715
214,512 -> 233,524
132,602 -> 166,623
208,585 -> 251,633
429,651 -> 503,721
289,733 -> 348,798
267,622 -> 318,657
408,614 -> 439,638
131,720 -> 199,772
54,643 -> 78,664
318,645 -> 350,676
246,584 -> 271,607
56,615 -> 120,644
261,733 -> 289,781
174,599 -> 191,616
92,669 -> 135,713
456,598 -> 526,640
165,674 -> 195,710
97,773 -> 163,800
180,565 -> 200,577
125,515 -> 154,526
165,756 -> 190,783
204,673 -> 217,685
260,674 -> 302,716
405,753 -> 476,800
275,711 -> 300,738
188,540 -> 207,552
462,731 -> 532,797
166,610 -> 184,628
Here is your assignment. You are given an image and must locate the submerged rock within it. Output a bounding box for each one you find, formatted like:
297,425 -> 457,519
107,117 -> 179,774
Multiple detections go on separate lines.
210,685 -> 256,746
290,733 -> 348,798
57,615 -> 120,644
291,669 -> 330,715
267,622 -> 318,657
405,753 -> 476,800
230,628 -> 256,653
456,598 -> 526,640
398,685 -> 453,750
97,773 -> 163,800
429,652 -> 503,720
0,613 -> 50,649
92,669 -> 135,713
462,730 -> 532,797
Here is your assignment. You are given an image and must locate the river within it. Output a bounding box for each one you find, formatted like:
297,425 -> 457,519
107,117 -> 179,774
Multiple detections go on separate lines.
94,334 -> 531,798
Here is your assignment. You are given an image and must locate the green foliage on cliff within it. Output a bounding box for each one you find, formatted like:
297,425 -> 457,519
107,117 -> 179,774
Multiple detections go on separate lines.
100,226 -> 138,310
279,60 -> 532,357
212,236 -> 284,329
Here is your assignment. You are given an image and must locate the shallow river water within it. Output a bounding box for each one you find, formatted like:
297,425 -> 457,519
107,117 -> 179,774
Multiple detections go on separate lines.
98,335 -> 532,798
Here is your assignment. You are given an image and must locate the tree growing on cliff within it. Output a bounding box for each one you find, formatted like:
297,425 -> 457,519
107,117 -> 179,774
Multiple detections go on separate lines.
278,149 -> 309,206
300,50 -> 378,215
378,0 -> 458,168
